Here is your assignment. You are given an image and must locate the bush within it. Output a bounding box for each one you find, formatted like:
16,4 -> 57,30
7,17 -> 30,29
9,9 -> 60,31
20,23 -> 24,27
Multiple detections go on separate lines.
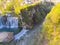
20,2 -> 54,27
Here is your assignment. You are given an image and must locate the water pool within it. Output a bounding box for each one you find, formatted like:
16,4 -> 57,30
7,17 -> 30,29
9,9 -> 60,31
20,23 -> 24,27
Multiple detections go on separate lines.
0,28 -> 22,35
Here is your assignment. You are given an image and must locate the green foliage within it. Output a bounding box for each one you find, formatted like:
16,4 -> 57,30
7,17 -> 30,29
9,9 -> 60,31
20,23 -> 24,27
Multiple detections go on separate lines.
20,2 -> 53,27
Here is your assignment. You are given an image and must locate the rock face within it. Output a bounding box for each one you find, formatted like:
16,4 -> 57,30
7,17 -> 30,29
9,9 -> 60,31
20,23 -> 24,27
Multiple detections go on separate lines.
0,32 -> 13,42
9,25 -> 41,45
14,25 -> 41,45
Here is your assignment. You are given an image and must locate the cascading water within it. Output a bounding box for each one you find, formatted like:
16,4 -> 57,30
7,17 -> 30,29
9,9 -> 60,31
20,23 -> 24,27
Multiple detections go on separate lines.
0,15 -> 18,35
7,16 -> 18,28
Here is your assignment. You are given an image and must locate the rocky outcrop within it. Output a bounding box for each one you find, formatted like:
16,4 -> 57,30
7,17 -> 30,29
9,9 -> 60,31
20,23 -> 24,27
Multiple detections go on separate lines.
0,32 -> 13,42
9,25 -> 41,45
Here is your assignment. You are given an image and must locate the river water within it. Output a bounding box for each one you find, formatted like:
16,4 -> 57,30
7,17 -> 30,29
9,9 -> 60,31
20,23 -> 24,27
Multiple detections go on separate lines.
0,15 -> 19,35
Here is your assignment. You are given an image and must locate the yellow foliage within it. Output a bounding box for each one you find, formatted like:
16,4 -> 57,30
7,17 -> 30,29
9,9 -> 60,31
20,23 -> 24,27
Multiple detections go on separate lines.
41,3 -> 60,45
14,6 -> 20,14
0,0 -> 36,14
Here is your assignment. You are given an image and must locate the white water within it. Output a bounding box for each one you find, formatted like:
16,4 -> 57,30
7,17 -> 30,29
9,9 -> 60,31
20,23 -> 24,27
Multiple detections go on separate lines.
0,16 -> 18,29
14,28 -> 29,40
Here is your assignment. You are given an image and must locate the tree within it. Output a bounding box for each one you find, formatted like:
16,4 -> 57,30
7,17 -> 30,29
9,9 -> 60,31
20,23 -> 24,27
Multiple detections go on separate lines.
40,3 -> 60,45
0,0 -> 24,14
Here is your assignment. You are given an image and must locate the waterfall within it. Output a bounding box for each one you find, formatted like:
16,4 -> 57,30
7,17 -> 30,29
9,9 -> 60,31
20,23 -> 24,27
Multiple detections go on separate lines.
0,16 -> 18,29
7,16 -> 18,28
0,16 -> 3,29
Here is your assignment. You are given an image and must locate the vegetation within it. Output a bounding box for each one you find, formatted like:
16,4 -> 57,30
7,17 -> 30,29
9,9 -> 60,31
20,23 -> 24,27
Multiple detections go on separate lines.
40,3 -> 60,45
0,0 -> 54,29
20,2 -> 54,27
0,0 -> 36,15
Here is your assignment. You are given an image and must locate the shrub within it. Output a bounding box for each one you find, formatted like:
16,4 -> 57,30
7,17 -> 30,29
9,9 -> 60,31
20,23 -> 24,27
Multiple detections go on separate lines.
20,2 -> 54,27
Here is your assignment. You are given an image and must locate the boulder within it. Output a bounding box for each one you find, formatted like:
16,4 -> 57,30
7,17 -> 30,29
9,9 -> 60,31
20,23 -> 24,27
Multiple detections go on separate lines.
0,32 -> 13,42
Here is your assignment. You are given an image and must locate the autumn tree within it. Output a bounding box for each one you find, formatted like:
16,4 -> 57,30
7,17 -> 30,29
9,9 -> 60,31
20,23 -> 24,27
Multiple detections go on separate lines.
40,3 -> 60,45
